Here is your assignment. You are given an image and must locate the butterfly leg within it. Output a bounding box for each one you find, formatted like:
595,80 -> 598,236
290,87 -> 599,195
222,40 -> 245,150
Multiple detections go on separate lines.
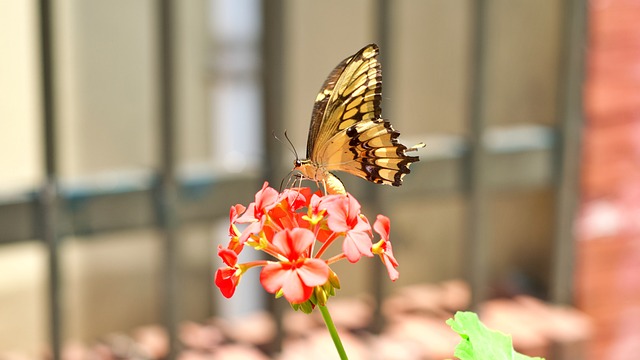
320,179 -> 328,195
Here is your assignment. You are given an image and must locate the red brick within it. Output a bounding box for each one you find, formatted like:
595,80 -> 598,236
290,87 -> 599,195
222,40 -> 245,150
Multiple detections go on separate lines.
580,121 -> 640,199
589,5 -> 640,50
581,162 -> 640,200
575,237 -> 640,298
587,49 -> 640,84
585,82 -> 640,122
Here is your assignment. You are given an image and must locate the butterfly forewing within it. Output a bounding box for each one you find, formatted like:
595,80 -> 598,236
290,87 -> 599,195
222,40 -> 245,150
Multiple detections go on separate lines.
308,44 -> 382,161
306,55 -> 354,159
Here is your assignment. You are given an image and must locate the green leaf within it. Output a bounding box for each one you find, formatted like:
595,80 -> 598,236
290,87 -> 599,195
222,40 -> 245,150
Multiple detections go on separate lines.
446,311 -> 544,360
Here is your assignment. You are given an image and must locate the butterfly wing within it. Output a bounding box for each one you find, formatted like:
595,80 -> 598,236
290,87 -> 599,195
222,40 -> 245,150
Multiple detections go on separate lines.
306,52 -> 358,158
307,44 -> 381,160
323,119 -> 423,186
306,43 -> 423,186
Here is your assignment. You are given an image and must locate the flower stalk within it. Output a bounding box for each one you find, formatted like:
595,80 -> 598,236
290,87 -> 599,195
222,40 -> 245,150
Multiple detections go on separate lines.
319,305 -> 348,360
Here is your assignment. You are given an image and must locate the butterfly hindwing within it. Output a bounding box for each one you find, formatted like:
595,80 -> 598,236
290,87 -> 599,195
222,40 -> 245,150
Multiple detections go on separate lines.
322,119 -> 420,186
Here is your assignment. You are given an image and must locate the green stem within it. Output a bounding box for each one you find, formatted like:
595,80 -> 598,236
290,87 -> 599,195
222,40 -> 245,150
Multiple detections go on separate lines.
319,305 -> 348,360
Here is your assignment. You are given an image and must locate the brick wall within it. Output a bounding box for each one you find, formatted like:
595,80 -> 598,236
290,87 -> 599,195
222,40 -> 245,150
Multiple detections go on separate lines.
577,0 -> 640,359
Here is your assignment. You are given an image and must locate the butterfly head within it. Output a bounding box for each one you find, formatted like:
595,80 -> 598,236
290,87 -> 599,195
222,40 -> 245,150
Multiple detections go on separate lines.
293,158 -> 311,172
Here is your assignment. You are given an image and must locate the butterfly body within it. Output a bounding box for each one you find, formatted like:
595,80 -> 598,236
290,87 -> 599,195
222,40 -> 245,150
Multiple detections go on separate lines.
294,44 -> 424,194
295,159 -> 347,195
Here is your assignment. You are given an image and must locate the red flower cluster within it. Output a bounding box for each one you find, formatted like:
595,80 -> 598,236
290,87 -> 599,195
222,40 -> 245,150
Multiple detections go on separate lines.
215,182 -> 399,307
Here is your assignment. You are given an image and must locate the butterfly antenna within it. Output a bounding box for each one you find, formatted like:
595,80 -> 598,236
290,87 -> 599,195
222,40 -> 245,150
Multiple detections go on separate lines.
283,130 -> 300,161
272,130 -> 299,160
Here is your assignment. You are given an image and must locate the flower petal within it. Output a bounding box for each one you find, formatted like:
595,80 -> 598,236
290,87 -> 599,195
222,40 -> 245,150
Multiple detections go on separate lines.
321,196 -> 350,232
280,188 -> 309,211
229,204 -> 246,236
297,259 -> 330,287
383,257 -> 400,281
343,230 -> 373,263
373,215 -> 390,241
281,272 -> 313,304
288,228 -> 315,257
217,246 -> 238,267
271,228 -> 314,260
236,203 -> 257,223
255,181 -> 279,213
353,215 -> 372,235
323,194 -> 366,233
239,221 -> 262,244
260,262 -> 289,293
215,267 -> 240,298
229,204 -> 246,223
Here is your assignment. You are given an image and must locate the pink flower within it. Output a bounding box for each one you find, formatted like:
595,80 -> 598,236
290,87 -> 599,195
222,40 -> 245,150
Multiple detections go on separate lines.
215,267 -> 241,298
260,228 -> 329,304
213,182 -> 399,307
238,221 -> 264,244
321,194 -> 373,262
217,245 -> 238,267
279,187 -> 312,212
236,182 -> 279,223
228,204 -> 245,237
227,205 -> 246,253
373,215 -> 399,281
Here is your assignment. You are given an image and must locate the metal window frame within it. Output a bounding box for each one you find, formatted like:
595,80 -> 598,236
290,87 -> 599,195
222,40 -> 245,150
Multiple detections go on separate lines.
0,0 -> 586,358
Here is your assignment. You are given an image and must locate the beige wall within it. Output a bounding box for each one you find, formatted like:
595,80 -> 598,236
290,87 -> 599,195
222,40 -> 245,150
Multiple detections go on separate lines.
0,0 -> 47,355
0,0 -> 43,192
55,0 -> 209,178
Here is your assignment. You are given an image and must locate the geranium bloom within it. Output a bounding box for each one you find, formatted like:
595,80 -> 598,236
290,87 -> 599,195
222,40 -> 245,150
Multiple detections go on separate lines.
260,228 -> 329,303
372,215 -> 399,281
320,194 -> 374,262
215,266 -> 242,298
236,182 -> 279,223
214,182 -> 399,308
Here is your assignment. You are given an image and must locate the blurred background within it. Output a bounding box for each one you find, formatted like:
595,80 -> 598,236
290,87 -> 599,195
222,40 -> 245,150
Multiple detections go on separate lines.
0,0 -> 637,359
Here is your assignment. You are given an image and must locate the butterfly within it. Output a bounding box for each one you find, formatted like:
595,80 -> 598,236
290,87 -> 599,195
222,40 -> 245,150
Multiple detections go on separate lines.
293,43 -> 425,195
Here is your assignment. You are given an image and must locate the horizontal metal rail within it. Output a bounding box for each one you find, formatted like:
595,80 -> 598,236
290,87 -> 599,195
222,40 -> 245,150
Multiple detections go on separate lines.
0,125 -> 555,244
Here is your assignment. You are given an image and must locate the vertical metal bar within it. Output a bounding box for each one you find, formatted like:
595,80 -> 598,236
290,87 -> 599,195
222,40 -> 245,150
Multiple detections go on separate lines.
465,0 -> 489,310
550,0 -> 587,305
367,0 -> 391,335
38,0 -> 62,359
261,0 -> 286,354
262,0 -> 286,184
158,0 -> 180,358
